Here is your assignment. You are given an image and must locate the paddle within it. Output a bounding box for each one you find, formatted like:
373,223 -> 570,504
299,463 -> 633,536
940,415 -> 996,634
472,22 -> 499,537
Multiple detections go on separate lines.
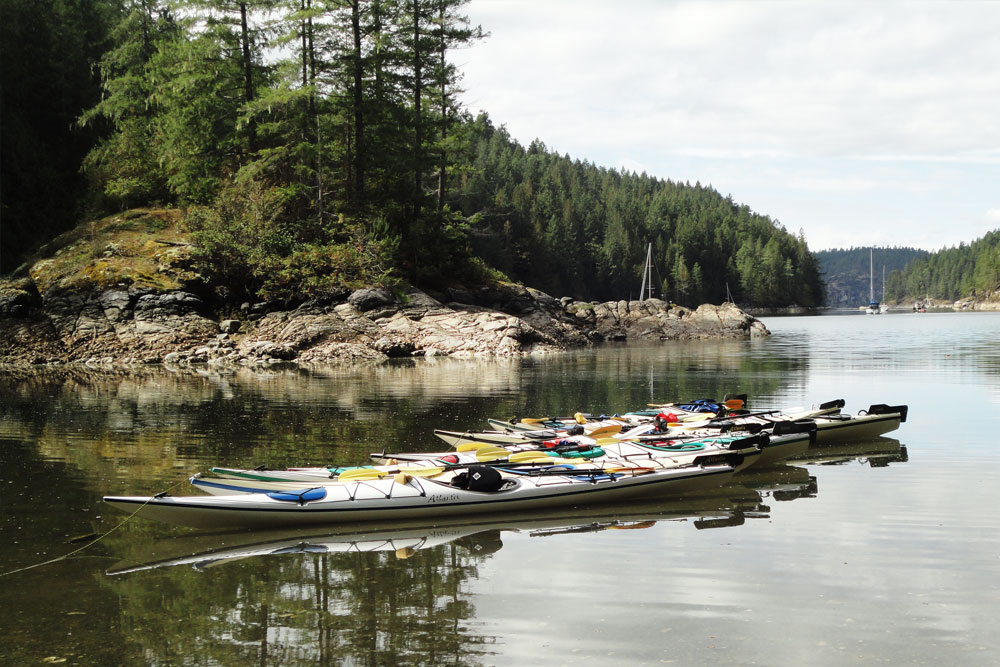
507,450 -> 560,463
494,464 -> 655,477
361,447 -> 562,477
708,409 -> 781,422
372,445 -> 514,464
517,412 -> 593,425
586,423 -> 622,437
455,436 -> 550,452
646,397 -> 746,411
341,455 -> 640,482
595,430 -> 747,446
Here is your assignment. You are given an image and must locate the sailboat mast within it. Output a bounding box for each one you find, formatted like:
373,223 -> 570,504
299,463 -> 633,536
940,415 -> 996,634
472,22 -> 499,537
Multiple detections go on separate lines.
639,243 -> 653,299
869,249 -> 874,302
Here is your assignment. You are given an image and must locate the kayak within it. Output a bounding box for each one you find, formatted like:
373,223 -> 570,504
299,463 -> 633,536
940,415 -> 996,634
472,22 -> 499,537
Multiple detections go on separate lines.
206,443 -> 577,484
796,404 -> 907,443
489,398 -> 847,434
432,428 -> 589,449
205,432 -> 778,493
193,458 -> 672,495
106,475 -> 801,576
487,416 -> 625,436
103,460 -> 739,530
596,430 -> 811,470
653,404 -> 907,444
491,395 -> 753,432
375,432 -> 769,471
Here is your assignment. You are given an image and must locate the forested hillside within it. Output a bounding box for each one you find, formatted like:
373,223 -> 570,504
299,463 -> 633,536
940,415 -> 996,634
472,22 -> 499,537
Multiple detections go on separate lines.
454,120 -> 824,306
884,232 -> 1000,302
816,247 -> 928,307
1,0 -> 824,309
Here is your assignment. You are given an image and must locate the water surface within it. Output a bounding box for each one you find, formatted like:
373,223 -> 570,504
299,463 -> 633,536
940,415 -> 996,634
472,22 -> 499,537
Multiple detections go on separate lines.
1,311 -> 998,665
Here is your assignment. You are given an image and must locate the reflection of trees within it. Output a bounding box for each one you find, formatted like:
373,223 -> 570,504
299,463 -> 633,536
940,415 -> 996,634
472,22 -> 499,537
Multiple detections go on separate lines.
93,459 -> 836,665
104,542 -> 493,666
0,345 -> 800,495
509,341 -> 800,419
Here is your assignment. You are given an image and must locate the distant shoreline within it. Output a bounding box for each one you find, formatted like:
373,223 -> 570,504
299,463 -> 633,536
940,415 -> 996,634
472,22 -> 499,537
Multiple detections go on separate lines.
0,281 -> 769,369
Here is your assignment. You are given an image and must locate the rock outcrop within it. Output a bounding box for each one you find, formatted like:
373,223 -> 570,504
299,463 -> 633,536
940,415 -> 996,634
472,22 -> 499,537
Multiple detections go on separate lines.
952,295 -> 1000,311
0,280 -> 769,368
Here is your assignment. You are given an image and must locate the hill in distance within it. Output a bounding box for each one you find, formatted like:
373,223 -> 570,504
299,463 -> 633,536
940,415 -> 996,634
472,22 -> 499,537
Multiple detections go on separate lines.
815,247 -> 929,308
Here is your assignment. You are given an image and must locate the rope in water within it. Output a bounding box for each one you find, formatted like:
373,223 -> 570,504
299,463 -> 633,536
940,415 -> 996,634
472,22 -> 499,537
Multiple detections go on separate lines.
0,476 -> 190,578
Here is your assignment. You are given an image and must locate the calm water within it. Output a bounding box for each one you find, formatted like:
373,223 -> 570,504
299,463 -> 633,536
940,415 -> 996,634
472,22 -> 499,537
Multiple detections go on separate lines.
2,311 -> 999,666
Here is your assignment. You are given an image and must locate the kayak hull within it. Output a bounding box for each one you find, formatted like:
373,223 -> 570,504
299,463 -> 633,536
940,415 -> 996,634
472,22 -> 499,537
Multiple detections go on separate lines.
811,412 -> 902,444
104,464 -> 735,530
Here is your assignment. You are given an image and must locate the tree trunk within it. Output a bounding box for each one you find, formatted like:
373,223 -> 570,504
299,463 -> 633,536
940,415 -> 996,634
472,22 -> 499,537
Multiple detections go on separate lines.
351,0 -> 365,205
412,0 -> 422,221
436,1 -> 446,211
309,3 -> 323,221
239,2 -> 257,153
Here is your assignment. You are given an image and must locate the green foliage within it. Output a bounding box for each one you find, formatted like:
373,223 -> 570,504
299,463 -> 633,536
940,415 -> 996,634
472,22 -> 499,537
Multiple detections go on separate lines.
77,3 -> 180,210
188,179 -> 396,301
13,0 -> 825,309
0,0 -> 118,273
882,232 -> 1000,302
452,115 -> 825,307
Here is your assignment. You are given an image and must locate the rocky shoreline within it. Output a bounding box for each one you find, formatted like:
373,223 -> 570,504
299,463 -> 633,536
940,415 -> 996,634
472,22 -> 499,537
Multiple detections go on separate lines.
0,280 -> 769,369
950,296 -> 1000,311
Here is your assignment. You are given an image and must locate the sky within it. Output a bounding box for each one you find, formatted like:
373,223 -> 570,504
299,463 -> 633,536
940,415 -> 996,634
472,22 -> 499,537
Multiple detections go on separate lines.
456,0 -> 1000,252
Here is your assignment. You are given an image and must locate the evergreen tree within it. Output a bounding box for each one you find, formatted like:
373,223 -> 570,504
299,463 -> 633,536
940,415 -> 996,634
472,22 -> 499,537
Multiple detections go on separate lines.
1,0 -> 118,272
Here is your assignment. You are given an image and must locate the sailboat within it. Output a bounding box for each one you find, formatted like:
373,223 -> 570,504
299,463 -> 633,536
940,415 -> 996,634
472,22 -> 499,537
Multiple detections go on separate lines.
639,242 -> 655,300
879,266 -> 889,313
865,249 -> 881,314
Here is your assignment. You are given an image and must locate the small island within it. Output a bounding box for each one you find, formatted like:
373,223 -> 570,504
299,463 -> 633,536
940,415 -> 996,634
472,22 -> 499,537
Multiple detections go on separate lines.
0,210 -> 768,368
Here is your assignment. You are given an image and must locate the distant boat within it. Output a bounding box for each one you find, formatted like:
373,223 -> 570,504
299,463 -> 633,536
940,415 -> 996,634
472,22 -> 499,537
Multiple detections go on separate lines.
865,249 -> 881,314
638,242 -> 656,300
879,266 -> 889,313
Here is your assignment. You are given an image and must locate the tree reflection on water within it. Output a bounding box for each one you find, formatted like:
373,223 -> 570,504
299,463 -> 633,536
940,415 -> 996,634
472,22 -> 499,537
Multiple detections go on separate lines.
97,440 -> 906,666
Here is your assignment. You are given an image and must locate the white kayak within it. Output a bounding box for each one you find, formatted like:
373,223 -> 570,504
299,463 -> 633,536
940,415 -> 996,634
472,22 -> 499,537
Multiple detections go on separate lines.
193,436 -> 759,495
203,432 -> 771,494
103,461 -> 738,530
657,403 -> 907,444
486,416 -> 625,437
597,430 -> 812,471
205,443 -> 577,484
432,428 -> 590,449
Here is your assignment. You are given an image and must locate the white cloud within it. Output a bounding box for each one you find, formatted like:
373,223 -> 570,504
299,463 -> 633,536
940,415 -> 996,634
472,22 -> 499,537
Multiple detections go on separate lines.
459,0 -> 1000,250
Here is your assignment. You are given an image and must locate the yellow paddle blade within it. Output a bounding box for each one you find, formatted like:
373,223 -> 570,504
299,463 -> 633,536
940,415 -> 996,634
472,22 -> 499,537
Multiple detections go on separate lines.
338,468 -> 390,481
586,424 -> 622,437
399,467 -> 445,478
457,441 -> 497,452
648,402 -> 675,408
520,416 -> 550,424
604,465 -> 655,474
342,465 -> 447,481
476,446 -> 513,462
507,450 -> 557,463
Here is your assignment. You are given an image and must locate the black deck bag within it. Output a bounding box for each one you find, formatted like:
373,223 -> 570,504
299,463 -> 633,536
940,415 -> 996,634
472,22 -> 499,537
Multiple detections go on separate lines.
451,465 -> 505,492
